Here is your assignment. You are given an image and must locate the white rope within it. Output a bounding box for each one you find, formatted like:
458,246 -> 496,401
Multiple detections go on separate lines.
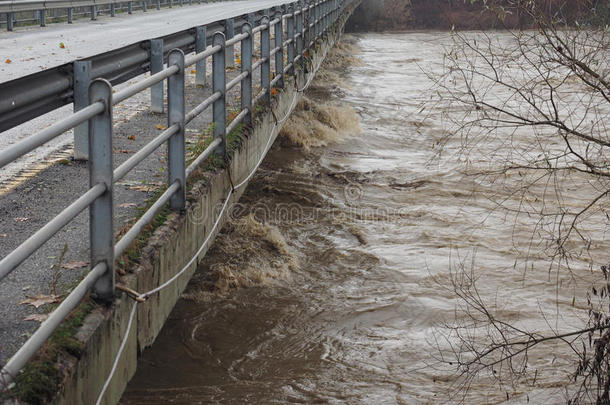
95,300 -> 137,405
95,44 -> 326,405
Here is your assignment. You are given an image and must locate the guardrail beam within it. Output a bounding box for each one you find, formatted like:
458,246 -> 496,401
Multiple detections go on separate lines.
89,79 -> 115,303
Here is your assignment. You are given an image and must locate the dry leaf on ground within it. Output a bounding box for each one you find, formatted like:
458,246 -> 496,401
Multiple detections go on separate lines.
24,313 -> 50,322
20,294 -> 61,308
61,261 -> 89,270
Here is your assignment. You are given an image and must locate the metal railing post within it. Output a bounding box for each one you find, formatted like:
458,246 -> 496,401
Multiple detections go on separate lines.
74,60 -> 92,160
247,12 -> 255,28
167,49 -> 186,211
287,5 -> 295,76
6,13 -> 12,31
90,5 -> 96,20
303,2 -> 313,50
241,23 -> 252,126
150,39 -> 164,113
89,79 -> 115,303
39,9 -> 46,27
128,1 -> 133,14
67,8 -> 73,23
212,32 -> 226,156
296,1 -> 303,64
261,16 -> 271,105
274,11 -> 284,89
110,3 -> 116,17
195,26 -> 207,87
225,18 -> 235,67
157,0 -> 161,10
325,0 -> 329,32
143,1 -> 148,11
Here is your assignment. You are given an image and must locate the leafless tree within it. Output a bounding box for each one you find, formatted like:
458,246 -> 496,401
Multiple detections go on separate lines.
431,0 -> 610,402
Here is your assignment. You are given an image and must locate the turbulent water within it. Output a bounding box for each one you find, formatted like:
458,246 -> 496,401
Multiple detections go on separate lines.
120,32 -> 608,404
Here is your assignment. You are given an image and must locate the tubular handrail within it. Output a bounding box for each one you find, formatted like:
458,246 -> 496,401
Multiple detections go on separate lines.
0,0 -> 356,390
185,136 -> 221,177
0,183 -> 106,281
185,91 -> 222,124
114,180 -> 180,258
0,101 -> 104,169
226,70 -> 249,92
0,262 -> 107,385
113,124 -> 180,182
112,65 -> 180,105
184,43 -> 222,67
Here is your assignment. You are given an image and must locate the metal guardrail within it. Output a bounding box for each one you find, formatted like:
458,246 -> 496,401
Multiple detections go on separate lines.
0,5 -> 265,135
0,0 -> 353,389
0,0 -> 236,30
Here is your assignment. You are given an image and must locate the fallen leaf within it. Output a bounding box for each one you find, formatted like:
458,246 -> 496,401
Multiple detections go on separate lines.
0,233 -> 6,237
114,149 -> 133,154
119,203 -> 137,208
270,88 -> 279,96
59,42 -> 65,49
128,184 -> 162,192
24,314 -> 49,323
14,217 -> 29,222
20,294 -> 61,308
61,261 -> 89,270
5,59 -> 11,64
190,69 -> 197,74
155,124 -> 167,131
127,135 -> 136,141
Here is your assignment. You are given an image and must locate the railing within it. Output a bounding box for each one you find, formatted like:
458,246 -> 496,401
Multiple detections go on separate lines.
0,0 -> 353,390
0,0 -> 235,30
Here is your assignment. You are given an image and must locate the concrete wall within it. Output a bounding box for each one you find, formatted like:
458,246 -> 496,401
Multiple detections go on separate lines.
50,3 -> 359,404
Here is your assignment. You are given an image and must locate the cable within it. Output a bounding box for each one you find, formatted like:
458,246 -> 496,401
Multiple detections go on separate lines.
94,300 -> 137,405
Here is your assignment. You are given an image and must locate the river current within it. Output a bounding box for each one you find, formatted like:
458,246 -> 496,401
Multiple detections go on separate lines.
120,32 -> 608,404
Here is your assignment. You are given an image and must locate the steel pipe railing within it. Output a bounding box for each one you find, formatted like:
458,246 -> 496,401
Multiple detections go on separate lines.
0,0 -> 357,389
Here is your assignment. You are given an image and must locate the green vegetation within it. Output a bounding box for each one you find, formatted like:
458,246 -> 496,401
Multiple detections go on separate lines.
3,300 -> 96,405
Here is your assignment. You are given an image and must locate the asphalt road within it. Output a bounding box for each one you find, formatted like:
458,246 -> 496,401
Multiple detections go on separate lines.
0,0 -> 291,82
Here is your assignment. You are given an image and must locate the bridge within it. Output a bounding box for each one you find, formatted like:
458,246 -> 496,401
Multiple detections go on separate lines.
0,0 -> 360,403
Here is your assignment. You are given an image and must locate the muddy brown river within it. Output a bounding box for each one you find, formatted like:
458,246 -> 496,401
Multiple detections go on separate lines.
120,32 -> 608,404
